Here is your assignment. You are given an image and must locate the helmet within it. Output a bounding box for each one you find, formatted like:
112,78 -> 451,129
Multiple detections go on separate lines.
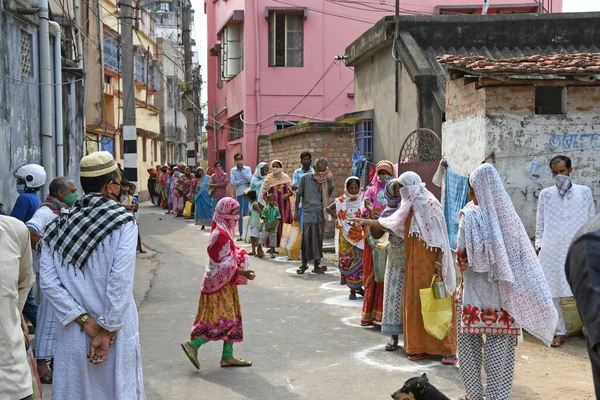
14,164 -> 47,189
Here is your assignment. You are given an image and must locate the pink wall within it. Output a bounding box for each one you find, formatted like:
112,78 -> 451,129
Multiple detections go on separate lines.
205,0 -> 562,170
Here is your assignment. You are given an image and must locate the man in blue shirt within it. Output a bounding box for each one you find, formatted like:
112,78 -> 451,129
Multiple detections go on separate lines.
230,153 -> 253,240
11,163 -> 46,332
292,151 -> 314,229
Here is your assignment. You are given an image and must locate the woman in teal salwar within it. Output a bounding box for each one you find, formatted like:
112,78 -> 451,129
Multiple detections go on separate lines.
194,167 -> 213,229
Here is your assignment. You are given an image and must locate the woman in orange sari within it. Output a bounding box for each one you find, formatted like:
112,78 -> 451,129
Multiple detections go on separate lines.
350,171 -> 457,365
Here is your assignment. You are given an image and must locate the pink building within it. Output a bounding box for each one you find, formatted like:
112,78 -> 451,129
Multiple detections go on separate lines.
205,0 -> 562,169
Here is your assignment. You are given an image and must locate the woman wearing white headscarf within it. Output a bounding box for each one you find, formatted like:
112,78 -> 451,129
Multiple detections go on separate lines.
455,163 -> 557,400
249,162 -> 268,205
350,171 -> 457,365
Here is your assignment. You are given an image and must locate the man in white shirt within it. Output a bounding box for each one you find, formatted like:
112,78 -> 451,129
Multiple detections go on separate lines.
26,176 -> 78,383
0,214 -> 34,400
230,153 -> 252,240
536,155 -> 596,348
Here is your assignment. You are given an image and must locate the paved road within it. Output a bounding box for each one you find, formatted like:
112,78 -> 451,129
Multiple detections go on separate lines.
41,203 -> 595,399
136,204 -> 467,400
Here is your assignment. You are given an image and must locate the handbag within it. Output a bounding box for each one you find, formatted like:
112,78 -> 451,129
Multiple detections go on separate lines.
183,201 -> 193,218
419,275 -> 453,340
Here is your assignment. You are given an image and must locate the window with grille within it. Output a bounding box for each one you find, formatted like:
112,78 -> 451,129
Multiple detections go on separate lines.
20,30 -> 33,76
353,120 -> 373,159
104,34 -> 120,72
229,114 -> 244,141
221,24 -> 243,80
135,54 -> 148,84
268,12 -> 303,67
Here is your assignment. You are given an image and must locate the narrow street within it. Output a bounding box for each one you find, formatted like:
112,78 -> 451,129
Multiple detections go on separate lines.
133,203 -> 595,399
41,203 -> 595,399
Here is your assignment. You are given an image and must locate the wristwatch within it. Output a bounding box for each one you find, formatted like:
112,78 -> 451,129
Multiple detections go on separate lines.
77,314 -> 90,331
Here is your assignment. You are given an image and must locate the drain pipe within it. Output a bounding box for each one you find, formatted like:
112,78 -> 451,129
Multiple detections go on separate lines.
49,21 -> 64,177
39,0 -> 54,197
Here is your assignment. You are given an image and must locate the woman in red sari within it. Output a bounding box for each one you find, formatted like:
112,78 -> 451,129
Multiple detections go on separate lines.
180,197 -> 256,368
261,160 -> 294,246
360,160 -> 395,326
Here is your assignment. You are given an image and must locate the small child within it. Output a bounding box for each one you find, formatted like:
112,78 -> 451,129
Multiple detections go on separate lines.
128,183 -> 146,254
247,190 -> 264,258
120,179 -> 133,210
261,193 -> 281,259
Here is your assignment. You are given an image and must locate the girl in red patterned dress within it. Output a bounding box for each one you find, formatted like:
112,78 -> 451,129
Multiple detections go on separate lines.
181,197 -> 256,369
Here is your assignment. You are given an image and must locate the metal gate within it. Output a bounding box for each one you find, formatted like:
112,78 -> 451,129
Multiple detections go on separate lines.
397,128 -> 442,199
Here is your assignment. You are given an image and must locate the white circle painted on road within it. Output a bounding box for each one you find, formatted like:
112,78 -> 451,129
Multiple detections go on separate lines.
319,281 -> 347,292
322,295 -> 362,307
285,267 -> 337,275
341,316 -> 363,327
353,344 -> 441,373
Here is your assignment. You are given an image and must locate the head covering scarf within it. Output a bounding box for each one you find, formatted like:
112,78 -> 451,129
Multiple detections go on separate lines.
378,171 -> 455,294
380,179 -> 401,218
201,197 -> 249,294
363,160 -> 395,214
250,162 -> 268,204
462,163 -> 558,346
261,160 -> 292,197
335,177 -> 365,249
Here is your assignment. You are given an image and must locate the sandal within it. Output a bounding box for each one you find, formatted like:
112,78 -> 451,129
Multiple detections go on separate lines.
180,343 -> 200,369
311,267 -> 324,274
408,353 -> 430,362
356,288 -> 365,297
349,292 -> 357,300
248,252 -> 256,256
441,355 -> 458,365
296,266 -> 309,275
39,369 -> 53,384
385,342 -> 399,352
221,359 -> 252,368
551,335 -> 566,348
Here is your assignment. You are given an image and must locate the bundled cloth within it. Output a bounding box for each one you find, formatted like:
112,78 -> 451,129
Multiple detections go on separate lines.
444,167 -> 470,249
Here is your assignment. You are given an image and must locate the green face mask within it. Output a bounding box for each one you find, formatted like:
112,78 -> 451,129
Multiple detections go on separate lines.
63,192 -> 79,206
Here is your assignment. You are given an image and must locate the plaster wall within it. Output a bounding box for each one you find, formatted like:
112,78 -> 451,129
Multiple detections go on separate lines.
443,81 -> 600,236
354,48 -> 419,164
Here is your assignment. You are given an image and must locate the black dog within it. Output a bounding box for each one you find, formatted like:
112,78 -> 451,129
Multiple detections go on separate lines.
391,373 -> 450,400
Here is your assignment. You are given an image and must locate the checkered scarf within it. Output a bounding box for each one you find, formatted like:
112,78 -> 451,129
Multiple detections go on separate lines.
42,193 -> 135,270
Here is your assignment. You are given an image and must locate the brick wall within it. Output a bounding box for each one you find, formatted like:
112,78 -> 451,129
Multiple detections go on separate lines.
485,85 -> 535,116
257,135 -> 270,163
568,86 -> 600,114
268,123 -> 353,237
445,78 -> 486,121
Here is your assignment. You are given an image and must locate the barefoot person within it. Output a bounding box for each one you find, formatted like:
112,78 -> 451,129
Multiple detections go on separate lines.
457,163 -> 558,400
181,198 -> 255,369
350,172 -> 457,365
328,177 -> 365,300
39,151 -> 145,399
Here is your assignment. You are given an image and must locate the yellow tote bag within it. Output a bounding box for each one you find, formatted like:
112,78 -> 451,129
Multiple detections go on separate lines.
183,201 -> 193,218
419,275 -> 453,340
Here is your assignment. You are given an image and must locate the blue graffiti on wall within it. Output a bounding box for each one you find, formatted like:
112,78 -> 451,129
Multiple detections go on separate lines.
549,133 -> 600,151
529,162 -> 552,183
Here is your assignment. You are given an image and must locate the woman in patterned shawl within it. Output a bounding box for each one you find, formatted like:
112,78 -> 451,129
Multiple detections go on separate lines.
456,163 -> 557,400
181,198 -> 256,369
361,160 -> 395,325
261,160 -> 294,246
327,177 -> 364,300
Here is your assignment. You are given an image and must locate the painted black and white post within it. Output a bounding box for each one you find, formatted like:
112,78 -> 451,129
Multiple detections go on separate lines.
121,0 -> 137,186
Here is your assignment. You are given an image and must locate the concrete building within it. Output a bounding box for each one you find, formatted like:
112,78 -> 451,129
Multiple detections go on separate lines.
0,0 -> 85,211
156,37 -> 187,163
205,0 -> 562,171
441,53 -> 600,235
343,12 -> 600,187
85,0 -> 162,200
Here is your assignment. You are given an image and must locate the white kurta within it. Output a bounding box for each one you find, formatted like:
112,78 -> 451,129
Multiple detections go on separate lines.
536,184 -> 595,298
39,221 -> 145,400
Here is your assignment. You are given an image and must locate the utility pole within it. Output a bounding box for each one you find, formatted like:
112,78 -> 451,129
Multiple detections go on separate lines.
121,0 -> 138,186
182,0 -> 196,166
394,0 -> 399,113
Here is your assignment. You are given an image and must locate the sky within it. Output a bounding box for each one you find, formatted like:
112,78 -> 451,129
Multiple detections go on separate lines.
189,0 -> 600,125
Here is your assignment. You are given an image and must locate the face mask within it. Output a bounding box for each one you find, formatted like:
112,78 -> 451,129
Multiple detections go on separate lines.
63,192 -> 79,206
235,160 -> 244,167
216,167 -> 223,174
272,167 -> 282,175
555,174 -> 572,197
16,184 -> 25,194
378,174 -> 392,183
302,162 -> 312,170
